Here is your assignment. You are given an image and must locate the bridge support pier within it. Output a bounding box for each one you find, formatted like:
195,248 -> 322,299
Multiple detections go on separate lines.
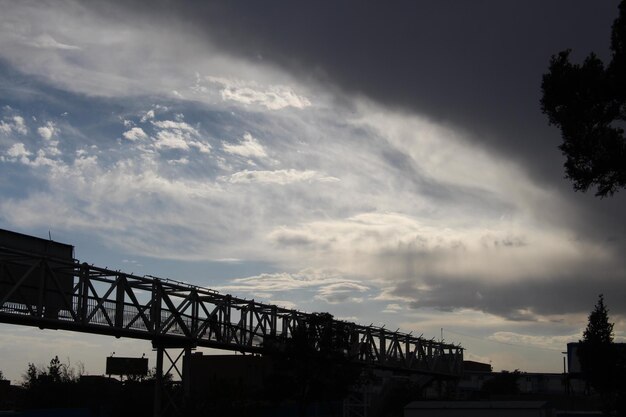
154,346 -> 163,417
152,342 -> 194,417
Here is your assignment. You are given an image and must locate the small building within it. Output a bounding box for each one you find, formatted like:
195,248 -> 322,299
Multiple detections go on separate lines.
457,360 -> 493,396
517,373 -> 565,394
405,401 -> 553,417
463,360 -> 492,373
565,342 -> 626,394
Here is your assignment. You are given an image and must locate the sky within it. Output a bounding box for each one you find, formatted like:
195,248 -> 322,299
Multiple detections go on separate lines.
1,0 -> 625,383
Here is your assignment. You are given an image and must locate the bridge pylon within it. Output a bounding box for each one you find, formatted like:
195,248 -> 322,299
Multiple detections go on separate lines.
152,340 -> 194,417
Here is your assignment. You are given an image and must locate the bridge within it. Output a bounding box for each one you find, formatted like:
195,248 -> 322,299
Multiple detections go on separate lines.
0,229 -> 463,415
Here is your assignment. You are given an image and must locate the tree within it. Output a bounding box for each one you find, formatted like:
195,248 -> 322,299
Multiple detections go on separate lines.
481,370 -> 521,397
582,294 -> 614,346
578,295 -> 624,415
541,0 -> 626,197
22,362 -> 41,390
264,312 -> 361,416
21,356 -> 81,409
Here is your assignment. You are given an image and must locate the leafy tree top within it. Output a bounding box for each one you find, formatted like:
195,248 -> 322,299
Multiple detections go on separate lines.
541,0 -> 626,197
581,294 -> 614,345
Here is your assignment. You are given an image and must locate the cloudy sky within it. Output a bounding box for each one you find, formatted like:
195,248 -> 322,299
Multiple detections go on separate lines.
1,0 -> 625,382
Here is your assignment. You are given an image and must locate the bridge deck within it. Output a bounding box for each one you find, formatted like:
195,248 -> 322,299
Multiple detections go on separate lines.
0,242 -> 463,377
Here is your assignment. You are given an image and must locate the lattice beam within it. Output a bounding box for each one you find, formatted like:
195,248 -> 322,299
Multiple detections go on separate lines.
0,244 -> 463,377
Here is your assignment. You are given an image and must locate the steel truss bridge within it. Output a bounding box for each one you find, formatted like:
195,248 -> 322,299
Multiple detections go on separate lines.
0,232 -> 463,415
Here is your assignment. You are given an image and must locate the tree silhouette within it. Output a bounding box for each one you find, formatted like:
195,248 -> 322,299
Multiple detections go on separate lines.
481,370 -> 521,397
264,312 -> 361,416
578,295 -> 625,414
541,0 -> 626,197
582,294 -> 614,346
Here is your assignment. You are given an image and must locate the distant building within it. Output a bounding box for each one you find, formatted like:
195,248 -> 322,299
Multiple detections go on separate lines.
565,342 -> 626,395
566,343 -> 581,375
567,342 -> 626,375
517,373 -> 565,394
457,360 -> 568,397
463,360 -> 492,373
404,401 -> 553,417
457,361 -> 492,396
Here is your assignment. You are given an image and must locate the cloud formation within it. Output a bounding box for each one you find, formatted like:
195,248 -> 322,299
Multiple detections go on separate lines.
222,132 -> 268,159
122,127 -> 147,141
0,0 -> 625,377
200,76 -> 311,110
222,169 -> 337,185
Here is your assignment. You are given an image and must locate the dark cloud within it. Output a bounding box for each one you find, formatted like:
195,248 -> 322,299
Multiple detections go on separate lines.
394,272 -> 626,319
113,1 -> 615,178
86,1 -> 626,316
102,0 -> 626,228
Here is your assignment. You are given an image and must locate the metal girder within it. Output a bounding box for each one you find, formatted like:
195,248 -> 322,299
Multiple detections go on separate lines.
0,244 -> 463,377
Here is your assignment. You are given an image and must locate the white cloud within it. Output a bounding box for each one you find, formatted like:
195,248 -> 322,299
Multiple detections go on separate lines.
221,84 -> 311,110
314,282 -> 369,304
13,116 -> 27,135
151,120 -> 211,153
152,120 -> 199,132
382,303 -> 403,314
222,132 -> 267,159
140,110 -> 155,123
212,269 -> 375,306
215,269 -> 346,294
0,116 -> 28,136
154,129 -> 190,150
5,142 -> 31,164
222,169 -> 338,185
190,141 -> 211,154
0,2 -> 316,108
3,143 -> 63,168
374,287 -> 416,303
122,127 -> 147,141
37,121 -> 57,140
199,76 -> 311,110
0,121 -> 10,135
167,157 -> 189,165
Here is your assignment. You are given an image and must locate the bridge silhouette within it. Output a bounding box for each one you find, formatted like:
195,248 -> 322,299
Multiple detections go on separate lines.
0,229 -> 463,415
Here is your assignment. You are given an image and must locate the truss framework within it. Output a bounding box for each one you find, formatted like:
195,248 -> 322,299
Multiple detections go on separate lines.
0,245 -> 463,378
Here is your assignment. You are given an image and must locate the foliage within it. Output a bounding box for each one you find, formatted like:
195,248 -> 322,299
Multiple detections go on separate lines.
18,356 -> 155,416
22,356 -> 80,388
265,312 -> 362,416
541,0 -> 626,197
0,370 -> 4,381
481,370 -> 520,397
144,366 -> 173,384
578,295 -> 626,415
19,356 -> 85,410
582,294 -> 614,346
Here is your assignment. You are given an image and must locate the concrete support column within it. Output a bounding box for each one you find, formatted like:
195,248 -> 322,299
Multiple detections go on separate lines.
153,345 -> 164,417
182,346 -> 192,405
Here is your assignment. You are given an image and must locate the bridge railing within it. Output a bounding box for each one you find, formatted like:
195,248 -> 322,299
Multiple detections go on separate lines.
0,244 -> 463,377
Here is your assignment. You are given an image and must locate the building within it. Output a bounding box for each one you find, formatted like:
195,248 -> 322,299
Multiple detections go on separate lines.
404,401 -> 553,417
